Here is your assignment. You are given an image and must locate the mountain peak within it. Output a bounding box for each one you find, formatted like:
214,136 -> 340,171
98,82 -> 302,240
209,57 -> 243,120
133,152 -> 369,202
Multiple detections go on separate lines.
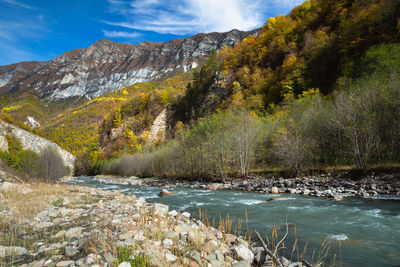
0,29 -> 254,100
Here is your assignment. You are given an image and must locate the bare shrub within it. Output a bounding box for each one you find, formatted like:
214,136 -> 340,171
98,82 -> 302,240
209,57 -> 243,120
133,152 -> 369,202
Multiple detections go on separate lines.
39,146 -> 68,182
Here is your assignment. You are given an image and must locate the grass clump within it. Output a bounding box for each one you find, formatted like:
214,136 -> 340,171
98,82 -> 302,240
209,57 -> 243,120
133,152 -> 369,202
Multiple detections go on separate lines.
114,247 -> 150,267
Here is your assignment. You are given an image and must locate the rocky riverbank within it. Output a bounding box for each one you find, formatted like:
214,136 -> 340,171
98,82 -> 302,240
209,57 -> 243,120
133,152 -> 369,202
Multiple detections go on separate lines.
0,180 -> 307,267
84,173 -> 400,201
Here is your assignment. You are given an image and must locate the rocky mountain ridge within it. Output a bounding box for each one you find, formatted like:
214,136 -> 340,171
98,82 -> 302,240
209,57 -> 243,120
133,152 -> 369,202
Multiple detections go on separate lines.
0,29 -> 254,100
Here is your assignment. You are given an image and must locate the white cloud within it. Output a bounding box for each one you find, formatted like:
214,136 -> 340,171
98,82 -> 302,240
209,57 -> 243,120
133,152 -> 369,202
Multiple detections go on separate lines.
102,30 -> 142,39
0,0 -> 34,9
105,0 -> 304,35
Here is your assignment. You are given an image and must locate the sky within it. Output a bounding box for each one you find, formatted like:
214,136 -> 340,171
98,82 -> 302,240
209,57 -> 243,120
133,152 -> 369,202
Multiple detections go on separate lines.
0,0 -> 304,66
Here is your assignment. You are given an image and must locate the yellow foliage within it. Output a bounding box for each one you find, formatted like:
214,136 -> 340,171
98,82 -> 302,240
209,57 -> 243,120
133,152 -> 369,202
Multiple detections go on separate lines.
113,107 -> 122,127
140,130 -> 150,143
175,121 -> 185,138
301,88 -> 320,98
2,105 -> 21,112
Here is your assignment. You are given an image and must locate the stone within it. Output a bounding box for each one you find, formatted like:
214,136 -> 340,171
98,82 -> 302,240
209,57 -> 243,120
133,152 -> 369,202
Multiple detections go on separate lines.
188,230 -> 207,245
253,247 -> 267,265
164,252 -> 177,262
168,210 -> 178,217
158,189 -> 175,197
56,260 -> 75,267
118,262 -> 132,267
37,222 -> 54,229
119,231 -> 135,240
207,183 -> 223,190
65,246 -> 79,257
232,260 -> 251,267
203,240 -> 218,254
362,192 -> 370,198
281,256 -> 290,267
333,196 -> 343,201
53,230 -> 66,239
224,234 -> 237,245
65,227 -> 83,239
271,187 -> 279,194
151,203 -> 169,215
234,245 -> 254,262
85,253 -> 101,264
162,238 -> 173,249
182,212 -> 191,219
0,246 -> 5,258
189,250 -> 202,265
0,246 -> 28,258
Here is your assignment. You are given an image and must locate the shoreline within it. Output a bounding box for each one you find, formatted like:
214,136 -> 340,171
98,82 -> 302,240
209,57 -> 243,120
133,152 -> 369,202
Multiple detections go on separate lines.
67,173 -> 400,201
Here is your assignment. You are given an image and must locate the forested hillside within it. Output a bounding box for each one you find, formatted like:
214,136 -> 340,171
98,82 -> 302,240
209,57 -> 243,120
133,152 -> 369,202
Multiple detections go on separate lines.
94,0 -> 400,178
1,0 -> 399,179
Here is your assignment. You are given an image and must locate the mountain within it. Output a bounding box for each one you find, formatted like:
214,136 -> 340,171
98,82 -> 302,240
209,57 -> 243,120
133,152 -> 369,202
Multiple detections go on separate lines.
0,29 -> 254,100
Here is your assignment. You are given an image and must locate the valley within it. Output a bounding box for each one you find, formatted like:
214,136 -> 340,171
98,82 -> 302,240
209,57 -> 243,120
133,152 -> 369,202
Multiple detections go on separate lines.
0,0 -> 400,266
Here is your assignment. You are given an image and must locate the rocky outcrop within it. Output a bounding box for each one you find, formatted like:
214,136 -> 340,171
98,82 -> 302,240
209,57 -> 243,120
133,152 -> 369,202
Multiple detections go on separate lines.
149,108 -> 167,143
0,183 -> 254,267
0,120 -> 75,171
0,29 -> 255,100
24,116 -> 40,129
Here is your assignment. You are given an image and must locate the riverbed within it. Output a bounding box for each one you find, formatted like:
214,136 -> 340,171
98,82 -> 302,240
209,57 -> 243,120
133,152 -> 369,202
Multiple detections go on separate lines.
70,176 -> 400,267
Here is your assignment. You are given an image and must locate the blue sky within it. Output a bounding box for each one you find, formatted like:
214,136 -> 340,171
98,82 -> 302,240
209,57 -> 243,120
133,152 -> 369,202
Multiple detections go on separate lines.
0,0 -> 304,66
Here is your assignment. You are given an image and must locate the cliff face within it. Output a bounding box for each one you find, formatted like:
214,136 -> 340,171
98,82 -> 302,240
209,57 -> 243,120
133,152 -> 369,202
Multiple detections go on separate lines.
0,29 -> 254,100
0,120 -> 75,171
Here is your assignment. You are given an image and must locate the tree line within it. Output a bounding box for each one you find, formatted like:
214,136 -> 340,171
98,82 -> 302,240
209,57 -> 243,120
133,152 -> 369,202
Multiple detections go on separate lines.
94,43 -> 400,178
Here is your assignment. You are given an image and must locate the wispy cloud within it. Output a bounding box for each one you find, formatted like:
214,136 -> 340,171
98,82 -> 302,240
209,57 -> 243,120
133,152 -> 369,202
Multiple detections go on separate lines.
0,0 -> 34,10
102,29 -> 142,39
105,0 -> 304,35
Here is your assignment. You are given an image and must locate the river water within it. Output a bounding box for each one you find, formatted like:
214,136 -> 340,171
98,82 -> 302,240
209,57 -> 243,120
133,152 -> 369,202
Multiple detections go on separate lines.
71,176 -> 400,267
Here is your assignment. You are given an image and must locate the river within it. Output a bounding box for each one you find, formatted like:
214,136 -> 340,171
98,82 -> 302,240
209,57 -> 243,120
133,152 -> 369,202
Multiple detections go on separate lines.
70,176 -> 400,267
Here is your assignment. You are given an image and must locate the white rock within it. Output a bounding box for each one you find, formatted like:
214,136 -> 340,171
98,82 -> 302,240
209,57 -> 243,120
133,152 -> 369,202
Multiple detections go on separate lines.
164,252 -> 177,262
168,210 -> 178,217
56,260 -> 75,267
0,120 -> 76,172
118,262 -> 132,267
151,203 -> 169,215
182,212 -> 190,219
162,238 -> 173,249
234,244 -> 254,262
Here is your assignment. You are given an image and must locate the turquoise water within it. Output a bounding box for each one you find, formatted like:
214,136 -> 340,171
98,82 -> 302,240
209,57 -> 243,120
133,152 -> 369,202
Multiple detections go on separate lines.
71,177 -> 400,267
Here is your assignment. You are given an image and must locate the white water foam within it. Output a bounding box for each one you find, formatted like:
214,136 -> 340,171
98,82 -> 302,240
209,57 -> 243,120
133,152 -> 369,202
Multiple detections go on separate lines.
329,234 -> 349,241
366,209 -> 383,218
289,205 -> 311,210
102,185 -> 119,190
236,199 -> 264,206
275,197 -> 296,201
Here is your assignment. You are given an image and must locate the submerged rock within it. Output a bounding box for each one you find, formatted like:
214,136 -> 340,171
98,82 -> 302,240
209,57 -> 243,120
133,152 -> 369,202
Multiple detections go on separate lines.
158,189 -> 175,197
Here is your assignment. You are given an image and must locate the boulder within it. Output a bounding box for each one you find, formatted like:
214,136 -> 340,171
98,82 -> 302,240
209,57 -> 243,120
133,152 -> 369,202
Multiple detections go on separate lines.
118,262 -> 132,267
151,203 -> 169,215
234,244 -> 254,262
271,187 -> 279,194
207,183 -> 223,190
158,189 -> 175,197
